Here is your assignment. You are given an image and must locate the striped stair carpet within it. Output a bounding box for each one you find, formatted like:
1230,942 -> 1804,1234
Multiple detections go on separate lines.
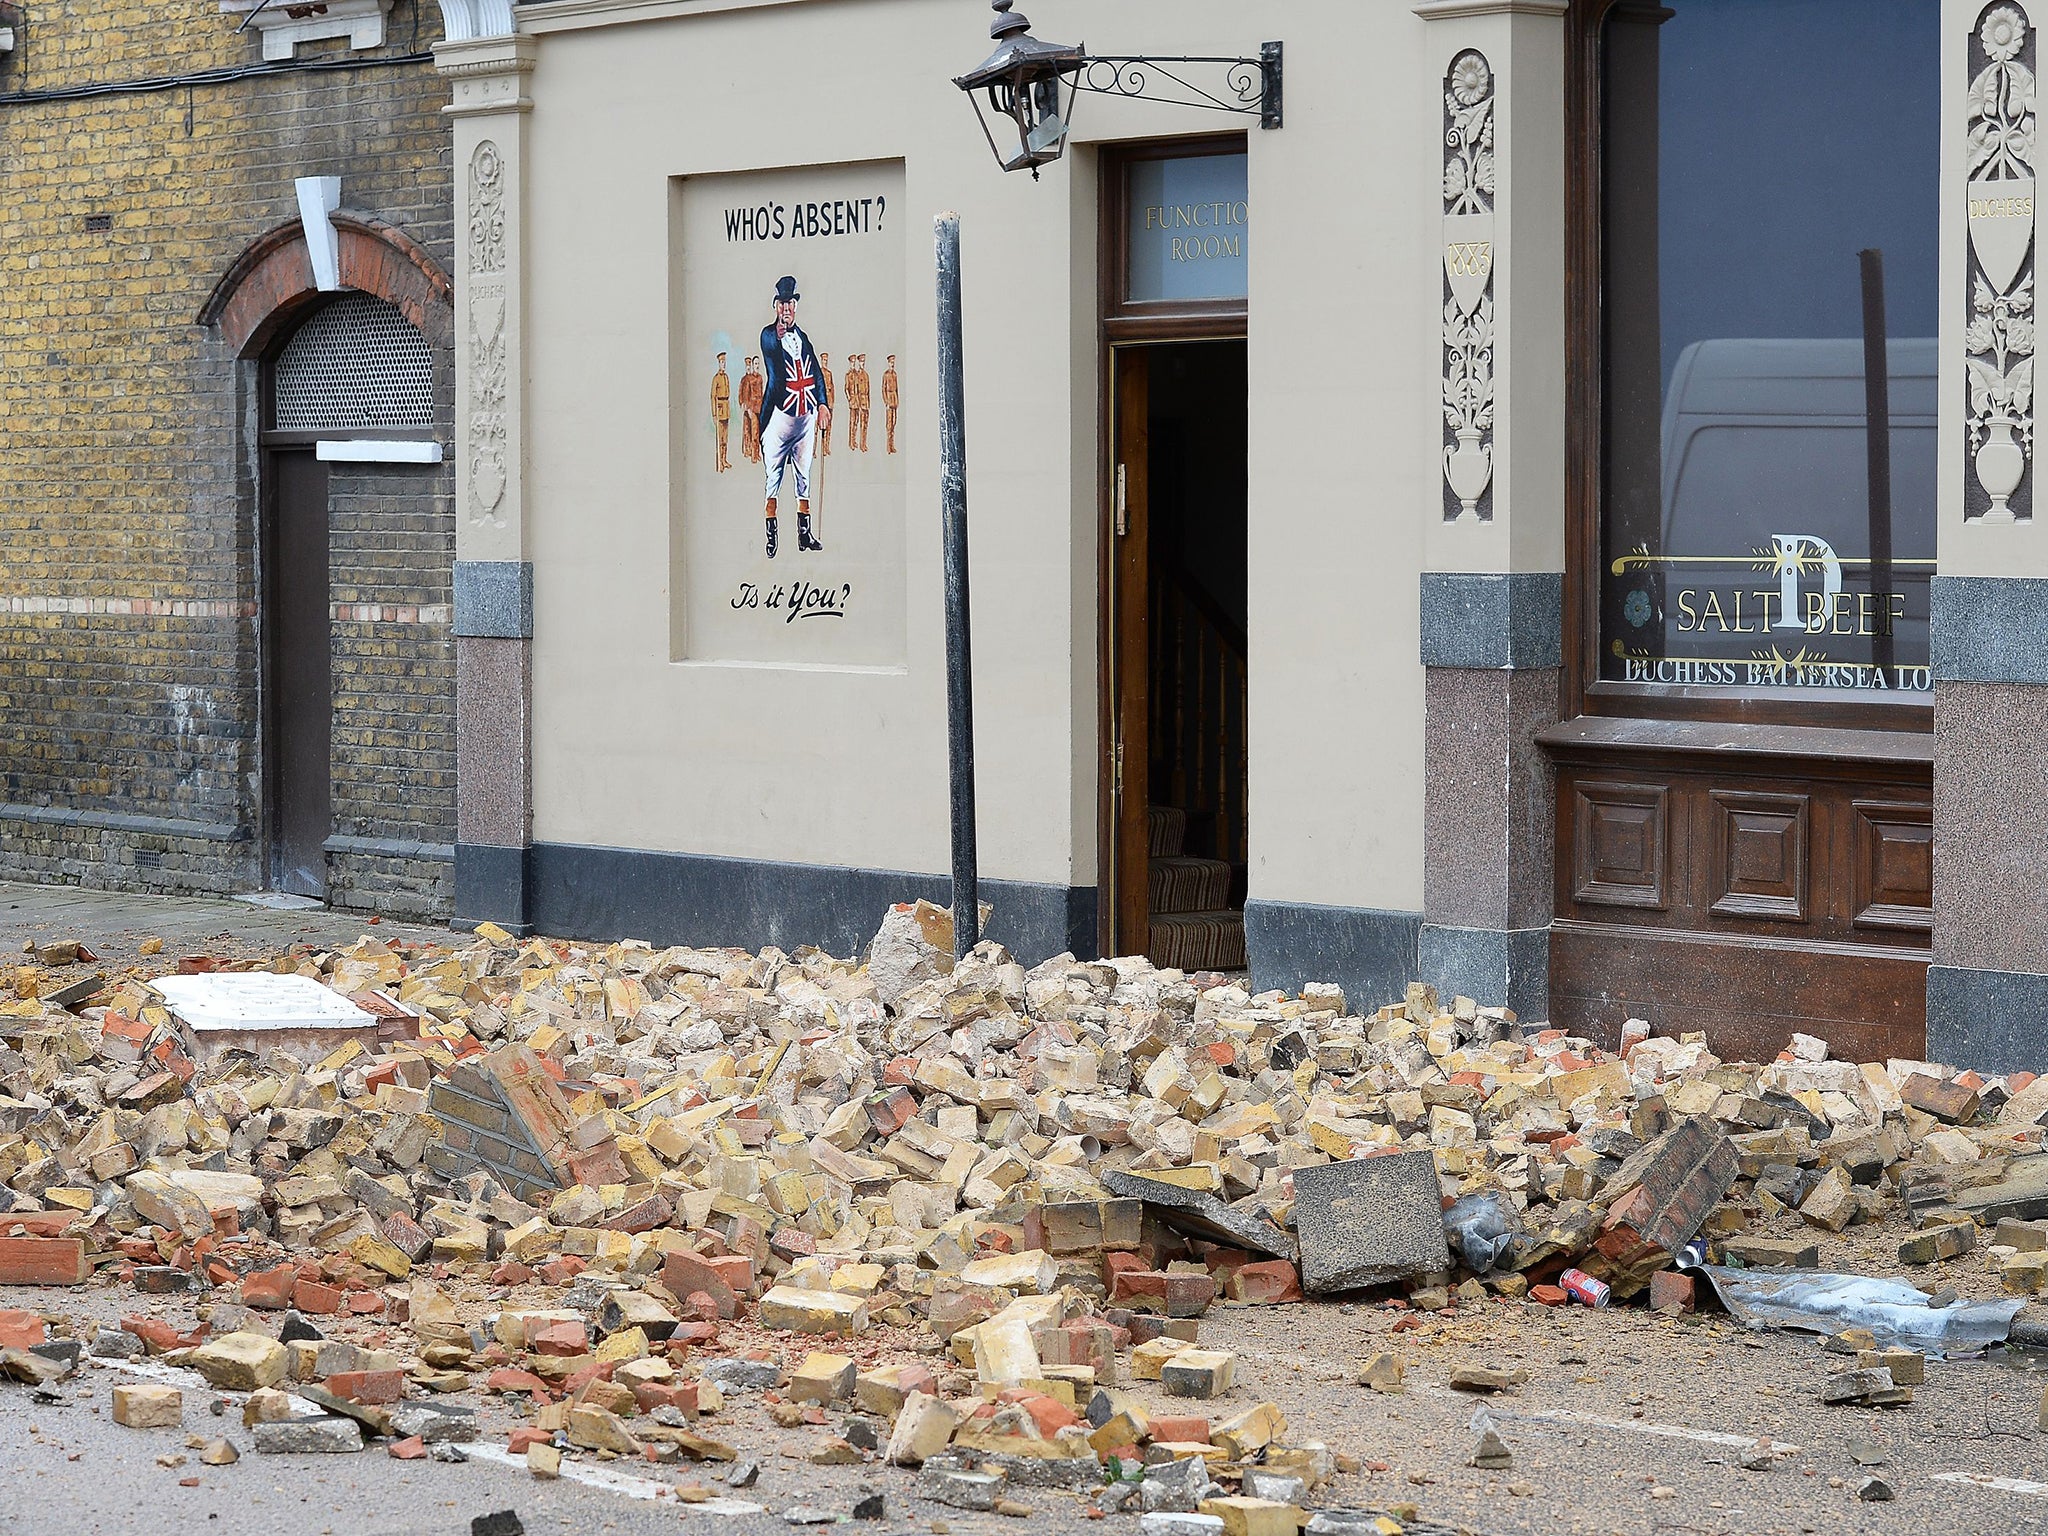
1144,804 -> 1244,972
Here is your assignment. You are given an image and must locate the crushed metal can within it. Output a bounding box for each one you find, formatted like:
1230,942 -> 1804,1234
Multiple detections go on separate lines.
1559,1268 -> 1612,1308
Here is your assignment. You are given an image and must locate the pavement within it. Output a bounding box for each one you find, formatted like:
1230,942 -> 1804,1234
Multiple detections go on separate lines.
0,880 -> 457,971
4,879 -> 2048,1536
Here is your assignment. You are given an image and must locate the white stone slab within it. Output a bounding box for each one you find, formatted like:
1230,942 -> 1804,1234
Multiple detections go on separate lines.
151,973 -> 382,1061
151,973 -> 374,1031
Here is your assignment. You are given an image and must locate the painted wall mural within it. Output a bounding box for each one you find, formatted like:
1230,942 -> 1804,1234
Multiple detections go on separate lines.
1966,3 -> 2037,524
675,161 -> 906,664
1441,48 -> 1496,523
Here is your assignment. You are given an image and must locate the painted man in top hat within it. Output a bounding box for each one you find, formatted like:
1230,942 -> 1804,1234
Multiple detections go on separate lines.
757,275 -> 830,557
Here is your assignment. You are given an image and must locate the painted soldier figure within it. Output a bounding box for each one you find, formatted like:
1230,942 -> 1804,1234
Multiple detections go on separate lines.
710,351 -> 732,472
738,357 -> 764,463
817,353 -> 835,457
881,354 -> 899,455
847,354 -> 870,452
757,275 -> 830,556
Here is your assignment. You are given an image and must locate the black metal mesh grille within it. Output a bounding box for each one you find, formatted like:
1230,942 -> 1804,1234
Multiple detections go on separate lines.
273,293 -> 434,431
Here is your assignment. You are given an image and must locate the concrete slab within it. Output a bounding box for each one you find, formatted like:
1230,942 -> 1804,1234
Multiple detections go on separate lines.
1291,1151 -> 1450,1294
1100,1171 -> 1296,1260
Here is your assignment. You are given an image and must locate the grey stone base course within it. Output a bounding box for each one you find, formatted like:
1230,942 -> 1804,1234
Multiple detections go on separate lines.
1927,964 -> 2048,1076
1932,576 -> 2048,684
455,842 -> 532,935
1419,923 -> 1550,1019
1419,572 -> 1563,670
453,560 -> 534,639
1243,899 -> 1423,1016
500,841 -> 1097,965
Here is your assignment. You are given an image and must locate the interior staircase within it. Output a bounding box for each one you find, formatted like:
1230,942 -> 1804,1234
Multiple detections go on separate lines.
1146,804 -> 1246,973
1142,554 -> 1248,975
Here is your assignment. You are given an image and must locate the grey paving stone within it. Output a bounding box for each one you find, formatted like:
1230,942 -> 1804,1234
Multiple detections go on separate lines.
1291,1150 -> 1450,1293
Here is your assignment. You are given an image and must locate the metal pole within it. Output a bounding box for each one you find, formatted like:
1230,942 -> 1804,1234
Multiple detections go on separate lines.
1859,248 -> 1895,680
935,212 -> 980,960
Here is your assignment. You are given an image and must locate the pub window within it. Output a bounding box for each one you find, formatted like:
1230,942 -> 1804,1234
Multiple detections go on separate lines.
1599,0 -> 1940,700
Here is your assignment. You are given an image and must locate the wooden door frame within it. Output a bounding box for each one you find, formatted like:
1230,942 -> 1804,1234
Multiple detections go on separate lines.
1095,136 -> 1249,958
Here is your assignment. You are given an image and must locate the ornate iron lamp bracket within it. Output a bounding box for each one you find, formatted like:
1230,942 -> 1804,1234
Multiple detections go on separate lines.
1077,42 -> 1283,130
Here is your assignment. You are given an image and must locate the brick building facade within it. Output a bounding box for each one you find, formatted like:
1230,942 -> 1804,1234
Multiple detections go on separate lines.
0,0 -> 458,918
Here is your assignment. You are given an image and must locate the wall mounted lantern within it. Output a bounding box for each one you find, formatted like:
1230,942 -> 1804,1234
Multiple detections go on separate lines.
954,0 -> 1281,178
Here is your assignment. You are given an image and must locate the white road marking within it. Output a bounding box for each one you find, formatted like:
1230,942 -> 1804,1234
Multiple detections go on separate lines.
1933,1472 -> 2048,1498
1457,1396 -> 1801,1456
463,1440 -> 765,1512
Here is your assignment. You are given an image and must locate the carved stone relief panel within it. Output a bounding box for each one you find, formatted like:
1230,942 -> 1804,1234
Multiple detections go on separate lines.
1442,48 -> 1496,523
1966,3 -> 2038,523
467,140 -> 509,528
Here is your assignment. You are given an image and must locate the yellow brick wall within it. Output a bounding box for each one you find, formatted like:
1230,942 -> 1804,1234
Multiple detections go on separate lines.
0,0 -> 456,914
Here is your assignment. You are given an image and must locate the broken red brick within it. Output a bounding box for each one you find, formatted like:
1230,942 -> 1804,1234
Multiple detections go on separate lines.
293,1279 -> 344,1315
530,1321 -> 589,1357
1146,1414 -> 1210,1445
633,1381 -> 699,1415
240,1263 -> 298,1310
1108,1269 -> 1217,1317
0,1311 -> 46,1349
0,1237 -> 89,1286
326,1368 -> 407,1405
1225,1259 -> 1303,1304
484,1368 -> 551,1397
1649,1271 -> 1696,1314
387,1435 -> 427,1460
507,1427 -> 552,1454
866,1087 -> 919,1136
380,1213 -> 434,1262
1529,1284 -> 1569,1307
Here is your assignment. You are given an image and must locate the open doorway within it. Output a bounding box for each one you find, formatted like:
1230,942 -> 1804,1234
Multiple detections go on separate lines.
1108,339 -> 1249,969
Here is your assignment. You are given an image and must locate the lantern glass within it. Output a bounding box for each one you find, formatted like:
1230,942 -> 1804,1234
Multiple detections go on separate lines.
954,2 -> 1084,174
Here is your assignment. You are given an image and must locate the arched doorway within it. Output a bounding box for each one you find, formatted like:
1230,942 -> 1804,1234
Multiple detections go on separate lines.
200,214 -> 454,903
262,293 -> 438,896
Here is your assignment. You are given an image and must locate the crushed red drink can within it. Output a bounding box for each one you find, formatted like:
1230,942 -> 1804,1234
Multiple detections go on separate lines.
1559,1268 -> 1611,1308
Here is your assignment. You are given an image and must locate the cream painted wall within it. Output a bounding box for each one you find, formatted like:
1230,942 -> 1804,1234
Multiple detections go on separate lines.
514,0 -> 1440,915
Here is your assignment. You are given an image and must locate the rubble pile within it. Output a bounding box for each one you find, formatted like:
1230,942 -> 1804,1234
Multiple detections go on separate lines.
0,899 -> 2046,1509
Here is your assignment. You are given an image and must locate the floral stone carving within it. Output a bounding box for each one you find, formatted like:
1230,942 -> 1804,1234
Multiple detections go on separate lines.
1442,49 -> 1495,522
468,140 -> 509,524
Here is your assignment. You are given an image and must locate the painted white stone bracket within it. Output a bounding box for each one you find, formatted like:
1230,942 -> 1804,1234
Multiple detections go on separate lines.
294,175 -> 342,292
220,0 -> 392,60
1965,2 -> 2039,523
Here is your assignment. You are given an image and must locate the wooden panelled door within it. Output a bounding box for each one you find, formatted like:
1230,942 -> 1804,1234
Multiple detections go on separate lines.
266,449 -> 332,899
